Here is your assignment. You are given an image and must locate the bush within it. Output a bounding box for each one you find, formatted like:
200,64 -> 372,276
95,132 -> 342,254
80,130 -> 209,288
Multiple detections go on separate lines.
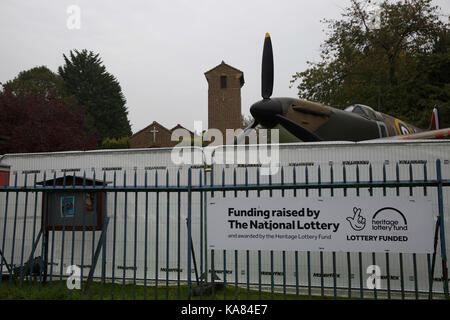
101,137 -> 130,149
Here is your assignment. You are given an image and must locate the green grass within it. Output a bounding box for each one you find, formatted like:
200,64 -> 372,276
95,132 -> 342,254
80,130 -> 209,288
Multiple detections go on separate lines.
0,279 -> 333,300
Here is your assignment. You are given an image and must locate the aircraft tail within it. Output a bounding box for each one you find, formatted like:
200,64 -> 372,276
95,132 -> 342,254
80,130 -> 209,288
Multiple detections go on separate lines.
430,107 -> 441,130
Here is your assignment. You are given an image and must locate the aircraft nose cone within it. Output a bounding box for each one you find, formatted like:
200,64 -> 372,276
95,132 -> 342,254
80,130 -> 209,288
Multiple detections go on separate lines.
250,99 -> 282,127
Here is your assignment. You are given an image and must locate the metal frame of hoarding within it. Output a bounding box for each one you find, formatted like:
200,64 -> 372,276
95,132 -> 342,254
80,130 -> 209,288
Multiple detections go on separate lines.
0,142 -> 449,300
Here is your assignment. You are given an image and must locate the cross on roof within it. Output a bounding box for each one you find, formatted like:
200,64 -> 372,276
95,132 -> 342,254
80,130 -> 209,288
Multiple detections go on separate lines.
150,127 -> 159,143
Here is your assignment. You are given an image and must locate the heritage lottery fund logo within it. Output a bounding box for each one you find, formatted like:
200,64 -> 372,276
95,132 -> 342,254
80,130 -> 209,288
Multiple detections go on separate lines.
346,206 -> 409,243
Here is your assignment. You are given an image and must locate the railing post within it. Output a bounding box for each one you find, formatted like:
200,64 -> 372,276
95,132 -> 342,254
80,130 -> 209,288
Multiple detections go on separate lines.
187,167 -> 192,299
436,159 -> 449,298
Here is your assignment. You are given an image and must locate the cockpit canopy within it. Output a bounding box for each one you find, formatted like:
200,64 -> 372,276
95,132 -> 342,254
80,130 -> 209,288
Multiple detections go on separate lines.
345,104 -> 384,122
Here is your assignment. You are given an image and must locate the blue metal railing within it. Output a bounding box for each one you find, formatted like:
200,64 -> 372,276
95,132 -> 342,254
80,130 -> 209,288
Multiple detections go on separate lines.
0,159 -> 448,300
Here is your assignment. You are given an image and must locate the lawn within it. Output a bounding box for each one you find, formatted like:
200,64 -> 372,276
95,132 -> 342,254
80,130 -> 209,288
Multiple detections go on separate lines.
0,279 -> 332,300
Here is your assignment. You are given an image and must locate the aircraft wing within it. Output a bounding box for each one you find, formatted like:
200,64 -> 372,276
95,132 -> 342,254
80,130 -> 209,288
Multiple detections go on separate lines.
383,128 -> 450,140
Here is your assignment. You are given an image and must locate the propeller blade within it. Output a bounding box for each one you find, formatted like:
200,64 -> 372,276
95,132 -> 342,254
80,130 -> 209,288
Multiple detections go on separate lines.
275,115 -> 322,142
235,120 -> 258,145
261,33 -> 274,99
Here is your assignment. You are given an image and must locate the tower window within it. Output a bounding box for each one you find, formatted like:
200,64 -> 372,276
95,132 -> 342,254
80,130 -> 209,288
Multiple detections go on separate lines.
220,75 -> 227,89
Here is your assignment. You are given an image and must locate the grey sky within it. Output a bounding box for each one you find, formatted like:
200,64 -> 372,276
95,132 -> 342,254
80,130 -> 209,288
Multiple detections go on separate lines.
1,0 -> 449,134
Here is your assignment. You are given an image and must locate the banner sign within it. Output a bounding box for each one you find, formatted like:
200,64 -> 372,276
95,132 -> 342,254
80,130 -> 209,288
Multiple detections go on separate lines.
207,196 -> 434,253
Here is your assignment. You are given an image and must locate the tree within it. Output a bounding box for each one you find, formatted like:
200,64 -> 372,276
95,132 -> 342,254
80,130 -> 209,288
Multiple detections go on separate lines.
58,50 -> 132,143
291,0 -> 449,128
0,91 -> 97,154
2,66 -> 77,105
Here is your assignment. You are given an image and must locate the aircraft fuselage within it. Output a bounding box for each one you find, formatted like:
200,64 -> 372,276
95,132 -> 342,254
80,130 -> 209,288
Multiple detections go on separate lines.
250,97 -> 421,142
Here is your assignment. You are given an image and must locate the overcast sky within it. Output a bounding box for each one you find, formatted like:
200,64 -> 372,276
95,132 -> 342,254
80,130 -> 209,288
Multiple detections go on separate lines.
1,0 -> 449,133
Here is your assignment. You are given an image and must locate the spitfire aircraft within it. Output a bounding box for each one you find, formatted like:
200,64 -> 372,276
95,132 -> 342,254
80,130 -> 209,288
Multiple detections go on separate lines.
238,33 -> 450,144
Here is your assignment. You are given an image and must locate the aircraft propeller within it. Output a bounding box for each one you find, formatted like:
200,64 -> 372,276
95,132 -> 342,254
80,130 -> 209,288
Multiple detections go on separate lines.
236,33 -> 322,144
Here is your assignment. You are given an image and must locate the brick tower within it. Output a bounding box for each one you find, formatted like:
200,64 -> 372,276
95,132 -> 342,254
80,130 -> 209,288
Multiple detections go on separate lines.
204,61 -> 244,136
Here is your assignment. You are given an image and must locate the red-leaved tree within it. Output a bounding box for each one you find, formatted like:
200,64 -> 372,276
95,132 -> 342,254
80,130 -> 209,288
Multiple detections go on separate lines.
0,91 -> 98,154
